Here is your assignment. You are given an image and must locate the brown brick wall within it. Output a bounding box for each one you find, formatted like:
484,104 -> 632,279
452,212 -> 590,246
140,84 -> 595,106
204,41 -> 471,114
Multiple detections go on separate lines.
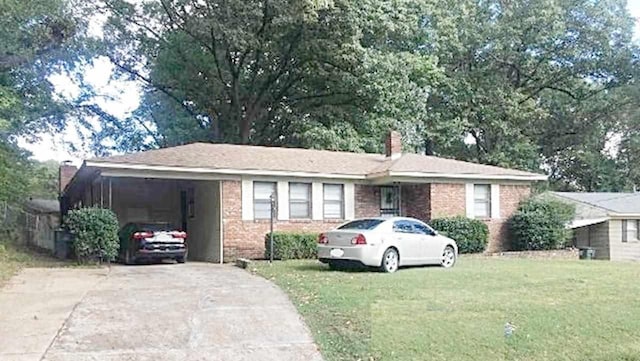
402,184 -> 430,222
222,180 -> 377,261
429,183 -> 466,218
426,182 -> 531,252
355,185 -> 380,218
483,184 -> 531,252
221,180 -> 531,260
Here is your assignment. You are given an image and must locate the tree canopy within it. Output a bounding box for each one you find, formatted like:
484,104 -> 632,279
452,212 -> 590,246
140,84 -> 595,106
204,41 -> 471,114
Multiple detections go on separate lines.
2,0 -> 640,196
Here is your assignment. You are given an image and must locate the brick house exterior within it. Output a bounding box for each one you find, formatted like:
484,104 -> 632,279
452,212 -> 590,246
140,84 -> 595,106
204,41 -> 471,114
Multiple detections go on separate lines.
61,131 -> 545,263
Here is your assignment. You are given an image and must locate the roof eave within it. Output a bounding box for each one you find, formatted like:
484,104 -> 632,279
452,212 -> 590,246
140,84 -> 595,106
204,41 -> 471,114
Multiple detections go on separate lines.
84,161 -> 368,180
373,171 -> 548,182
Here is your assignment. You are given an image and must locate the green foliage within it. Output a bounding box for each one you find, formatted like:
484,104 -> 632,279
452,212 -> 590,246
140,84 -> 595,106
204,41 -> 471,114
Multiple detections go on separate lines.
430,216 -> 489,254
509,198 -> 575,251
83,0 -> 440,153
264,232 -> 318,260
64,207 -> 119,263
77,0 -> 640,194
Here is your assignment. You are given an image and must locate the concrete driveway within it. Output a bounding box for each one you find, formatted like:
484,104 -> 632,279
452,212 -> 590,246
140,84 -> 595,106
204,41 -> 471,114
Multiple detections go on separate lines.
0,264 -> 323,361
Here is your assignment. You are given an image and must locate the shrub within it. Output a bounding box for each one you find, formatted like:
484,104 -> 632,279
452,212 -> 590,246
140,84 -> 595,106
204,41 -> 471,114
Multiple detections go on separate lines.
509,197 -> 575,251
265,232 -> 318,260
64,207 -> 119,263
430,216 -> 489,254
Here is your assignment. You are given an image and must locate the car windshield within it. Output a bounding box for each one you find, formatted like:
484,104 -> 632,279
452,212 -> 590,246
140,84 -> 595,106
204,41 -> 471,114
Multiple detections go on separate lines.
338,219 -> 385,230
137,223 -> 174,232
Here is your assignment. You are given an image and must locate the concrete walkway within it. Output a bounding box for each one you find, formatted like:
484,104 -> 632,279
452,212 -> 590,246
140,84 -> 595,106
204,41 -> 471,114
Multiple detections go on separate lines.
0,264 -> 323,361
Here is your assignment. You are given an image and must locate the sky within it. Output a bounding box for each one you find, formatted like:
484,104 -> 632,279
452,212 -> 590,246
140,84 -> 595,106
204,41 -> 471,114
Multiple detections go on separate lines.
16,1 -> 640,166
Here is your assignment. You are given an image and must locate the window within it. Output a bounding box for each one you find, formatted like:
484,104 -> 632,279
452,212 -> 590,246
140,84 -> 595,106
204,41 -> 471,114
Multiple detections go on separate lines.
323,184 -> 344,219
474,184 -> 491,218
392,220 -> 414,233
380,186 -> 400,217
338,219 -> 385,230
289,183 -> 311,219
412,221 -> 435,236
622,220 -> 639,243
254,182 -> 276,219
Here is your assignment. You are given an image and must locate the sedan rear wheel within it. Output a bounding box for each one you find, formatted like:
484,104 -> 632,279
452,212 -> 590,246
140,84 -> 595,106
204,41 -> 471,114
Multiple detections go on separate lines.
441,246 -> 456,268
380,248 -> 399,273
125,250 -> 136,265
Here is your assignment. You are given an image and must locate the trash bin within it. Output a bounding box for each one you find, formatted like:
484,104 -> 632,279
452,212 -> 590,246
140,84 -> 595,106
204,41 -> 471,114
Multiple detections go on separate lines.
579,247 -> 596,260
54,229 -> 73,259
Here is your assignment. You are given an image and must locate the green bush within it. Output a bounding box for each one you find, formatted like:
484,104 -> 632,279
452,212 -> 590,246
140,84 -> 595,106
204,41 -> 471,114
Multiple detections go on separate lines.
509,198 -> 575,251
64,207 -> 119,263
430,216 -> 489,254
265,232 -> 318,260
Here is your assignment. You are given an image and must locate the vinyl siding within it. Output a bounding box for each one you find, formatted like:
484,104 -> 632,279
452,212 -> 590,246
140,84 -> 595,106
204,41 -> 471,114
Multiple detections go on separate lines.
609,219 -> 640,261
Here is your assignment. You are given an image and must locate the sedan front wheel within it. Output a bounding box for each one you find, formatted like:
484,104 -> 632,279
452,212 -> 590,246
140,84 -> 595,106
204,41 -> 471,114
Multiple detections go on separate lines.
441,246 -> 456,268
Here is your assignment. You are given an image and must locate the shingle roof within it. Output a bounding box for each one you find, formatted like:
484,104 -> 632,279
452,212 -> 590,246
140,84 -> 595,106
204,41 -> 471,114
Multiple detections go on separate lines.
87,142 -> 545,180
552,192 -> 640,214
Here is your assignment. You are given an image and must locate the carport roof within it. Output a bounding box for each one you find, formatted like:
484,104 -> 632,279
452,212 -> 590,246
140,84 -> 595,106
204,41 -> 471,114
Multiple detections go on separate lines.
85,142 -> 546,181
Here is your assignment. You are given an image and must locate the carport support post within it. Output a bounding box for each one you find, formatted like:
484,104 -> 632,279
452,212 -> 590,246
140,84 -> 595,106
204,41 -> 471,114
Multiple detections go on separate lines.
269,193 -> 276,263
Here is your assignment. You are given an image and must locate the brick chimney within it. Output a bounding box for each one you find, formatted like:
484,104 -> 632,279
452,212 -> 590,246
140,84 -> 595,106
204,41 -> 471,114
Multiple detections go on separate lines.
59,161 -> 78,195
385,130 -> 402,160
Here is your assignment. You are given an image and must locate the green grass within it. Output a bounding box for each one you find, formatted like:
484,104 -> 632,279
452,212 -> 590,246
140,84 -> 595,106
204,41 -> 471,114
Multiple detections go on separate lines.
253,258 -> 640,361
0,241 -> 67,287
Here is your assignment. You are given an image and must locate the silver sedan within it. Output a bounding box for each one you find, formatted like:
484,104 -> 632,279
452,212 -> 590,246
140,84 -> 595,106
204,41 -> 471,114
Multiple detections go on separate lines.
317,217 -> 458,273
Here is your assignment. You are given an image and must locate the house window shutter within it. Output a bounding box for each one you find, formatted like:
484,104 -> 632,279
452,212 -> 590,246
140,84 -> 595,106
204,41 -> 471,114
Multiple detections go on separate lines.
465,183 -> 474,218
344,183 -> 355,220
491,184 -> 500,219
622,220 -> 628,243
241,179 -> 253,220
277,181 -> 289,220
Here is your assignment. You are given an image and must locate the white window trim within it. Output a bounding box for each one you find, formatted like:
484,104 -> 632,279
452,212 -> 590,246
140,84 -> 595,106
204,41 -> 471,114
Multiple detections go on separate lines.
288,182 -> 311,219
323,183 -> 345,219
466,183 -> 499,219
253,181 -> 277,220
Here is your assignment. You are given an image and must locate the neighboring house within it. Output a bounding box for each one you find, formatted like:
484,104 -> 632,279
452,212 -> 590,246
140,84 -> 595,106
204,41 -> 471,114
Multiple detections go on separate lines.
23,198 -> 60,252
548,192 -> 640,261
59,131 -> 545,263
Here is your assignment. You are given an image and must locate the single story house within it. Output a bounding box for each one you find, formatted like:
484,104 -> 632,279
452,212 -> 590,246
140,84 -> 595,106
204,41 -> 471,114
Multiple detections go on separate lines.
59,131 -> 546,263
548,192 -> 640,261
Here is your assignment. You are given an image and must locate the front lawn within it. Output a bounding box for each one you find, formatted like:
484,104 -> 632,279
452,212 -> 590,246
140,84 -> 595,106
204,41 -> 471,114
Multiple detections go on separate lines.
0,240 -> 67,287
254,258 -> 640,361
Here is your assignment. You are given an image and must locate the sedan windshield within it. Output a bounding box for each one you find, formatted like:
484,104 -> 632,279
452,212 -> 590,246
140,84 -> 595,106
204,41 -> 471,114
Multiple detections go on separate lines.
338,219 -> 385,230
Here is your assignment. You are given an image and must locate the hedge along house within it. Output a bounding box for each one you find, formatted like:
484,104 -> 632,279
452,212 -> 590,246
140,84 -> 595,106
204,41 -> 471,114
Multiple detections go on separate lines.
59,131 -> 546,263
548,192 -> 640,261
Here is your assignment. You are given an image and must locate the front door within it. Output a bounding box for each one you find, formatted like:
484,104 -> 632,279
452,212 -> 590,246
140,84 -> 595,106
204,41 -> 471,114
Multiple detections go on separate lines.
380,186 -> 400,217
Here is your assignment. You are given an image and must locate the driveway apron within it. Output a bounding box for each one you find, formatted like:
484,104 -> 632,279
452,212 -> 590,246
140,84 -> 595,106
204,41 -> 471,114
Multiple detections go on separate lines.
0,264 -> 323,361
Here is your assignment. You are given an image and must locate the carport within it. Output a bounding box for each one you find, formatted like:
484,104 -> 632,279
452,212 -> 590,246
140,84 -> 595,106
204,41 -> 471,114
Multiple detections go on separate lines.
61,164 -> 224,263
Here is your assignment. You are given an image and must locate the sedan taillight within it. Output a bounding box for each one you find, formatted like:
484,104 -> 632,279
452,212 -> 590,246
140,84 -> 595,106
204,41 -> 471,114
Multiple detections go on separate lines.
318,233 -> 328,244
351,234 -> 367,245
171,231 -> 187,239
133,231 -> 153,240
